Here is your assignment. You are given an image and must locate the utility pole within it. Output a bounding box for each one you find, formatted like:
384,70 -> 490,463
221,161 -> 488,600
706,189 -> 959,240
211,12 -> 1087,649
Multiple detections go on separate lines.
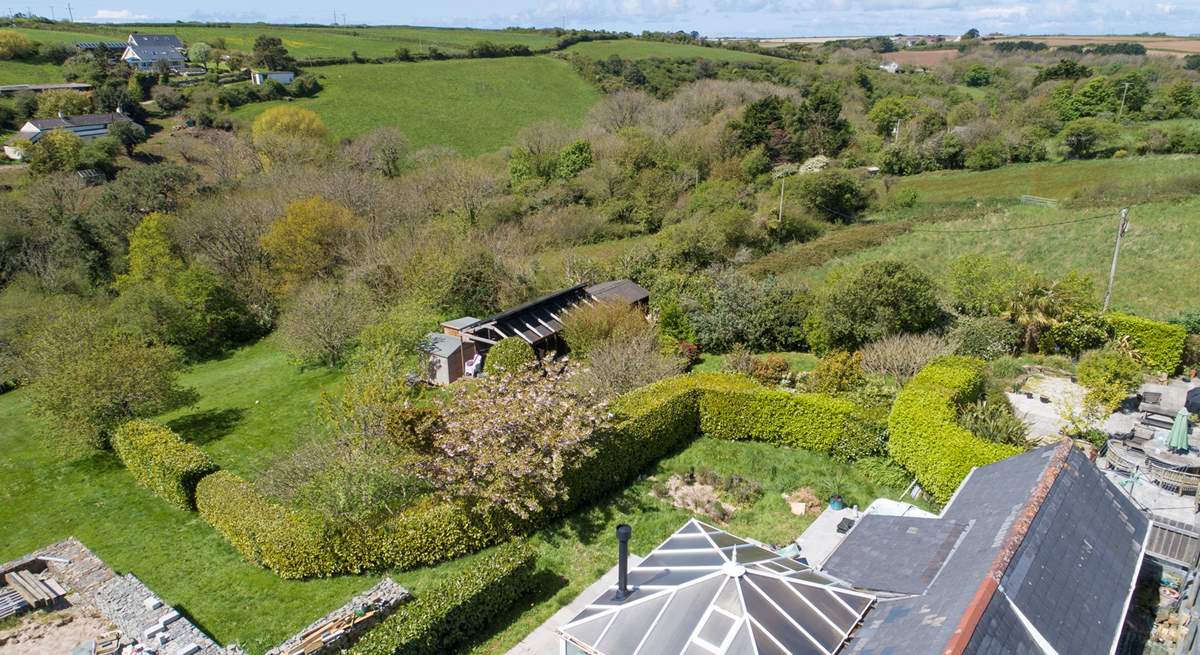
1103,208 -> 1130,312
65,1 -> 70,21
778,176 -> 785,223
48,5 -> 53,19
1116,81 -> 1132,122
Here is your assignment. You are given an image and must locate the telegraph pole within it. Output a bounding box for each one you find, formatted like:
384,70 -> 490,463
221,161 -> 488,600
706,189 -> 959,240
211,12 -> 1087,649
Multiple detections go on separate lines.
65,1 -> 71,21
1103,208 -> 1130,312
1116,82 -> 1132,122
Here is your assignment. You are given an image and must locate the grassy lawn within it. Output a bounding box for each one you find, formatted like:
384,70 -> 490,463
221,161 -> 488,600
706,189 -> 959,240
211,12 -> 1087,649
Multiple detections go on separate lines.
693,351 -> 820,373
566,39 -> 778,62
11,24 -> 557,59
0,338 -> 371,654
230,57 -> 600,154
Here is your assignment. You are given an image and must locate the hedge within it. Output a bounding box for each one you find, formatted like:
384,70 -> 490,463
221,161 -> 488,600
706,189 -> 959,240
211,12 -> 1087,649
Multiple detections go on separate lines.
888,356 -> 1020,502
348,541 -> 537,655
195,471 -> 338,579
1106,312 -> 1187,373
483,338 -> 537,375
111,419 -> 217,510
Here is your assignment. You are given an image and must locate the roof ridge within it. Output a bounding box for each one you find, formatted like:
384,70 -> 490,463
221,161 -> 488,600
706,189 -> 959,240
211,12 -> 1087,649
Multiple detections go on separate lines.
942,439 -> 1072,655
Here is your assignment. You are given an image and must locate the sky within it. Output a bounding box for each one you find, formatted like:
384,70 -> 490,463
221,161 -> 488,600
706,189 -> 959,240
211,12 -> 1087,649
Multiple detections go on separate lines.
52,1 -> 1200,37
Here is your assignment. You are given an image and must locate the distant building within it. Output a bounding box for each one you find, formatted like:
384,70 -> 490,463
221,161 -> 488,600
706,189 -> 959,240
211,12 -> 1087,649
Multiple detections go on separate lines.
0,82 -> 92,96
121,33 -> 186,71
252,70 -> 296,86
4,112 -> 133,160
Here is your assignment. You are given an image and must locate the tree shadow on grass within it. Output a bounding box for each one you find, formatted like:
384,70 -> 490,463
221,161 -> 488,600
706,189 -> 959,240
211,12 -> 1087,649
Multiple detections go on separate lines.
541,484 -> 659,548
454,568 -> 569,655
167,407 -> 246,446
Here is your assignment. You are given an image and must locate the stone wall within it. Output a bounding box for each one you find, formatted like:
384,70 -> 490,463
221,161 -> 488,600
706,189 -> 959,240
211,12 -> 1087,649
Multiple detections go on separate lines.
266,577 -> 409,655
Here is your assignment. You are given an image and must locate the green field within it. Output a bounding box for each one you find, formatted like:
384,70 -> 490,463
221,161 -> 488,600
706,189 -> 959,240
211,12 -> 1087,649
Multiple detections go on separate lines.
12,24 -> 557,59
787,158 -> 1200,319
231,57 -> 600,153
566,38 -> 778,62
0,59 -> 65,84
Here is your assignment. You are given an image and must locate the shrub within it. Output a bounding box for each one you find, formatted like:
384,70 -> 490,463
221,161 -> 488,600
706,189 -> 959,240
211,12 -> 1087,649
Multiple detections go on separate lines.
951,316 -> 1020,360
582,330 -> 683,399
689,272 -> 809,354
817,259 -> 945,350
1042,311 -> 1111,356
1185,335 -> 1200,369
1169,311 -> 1200,335
751,354 -> 790,385
964,138 -> 1008,171
562,301 -> 647,359
860,333 -> 954,383
888,356 -> 1021,501
957,400 -> 1029,447
794,169 -> 870,223
1077,348 -> 1142,411
1062,118 -> 1119,160
112,420 -> 217,510
348,541 -> 536,655
150,85 -> 185,112
810,350 -> 865,392
852,456 -> 911,489
1104,313 -> 1187,373
483,338 -> 537,375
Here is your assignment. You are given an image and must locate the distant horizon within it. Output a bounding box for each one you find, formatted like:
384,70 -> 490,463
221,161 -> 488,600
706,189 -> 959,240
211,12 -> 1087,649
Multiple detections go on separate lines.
6,0 -> 1193,39
10,18 -> 1198,42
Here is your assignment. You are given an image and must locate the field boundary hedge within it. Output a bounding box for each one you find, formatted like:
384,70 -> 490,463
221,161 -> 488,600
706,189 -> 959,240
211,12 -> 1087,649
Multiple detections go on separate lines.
887,356 -> 1020,502
111,419 -> 217,510
1106,312 -> 1187,373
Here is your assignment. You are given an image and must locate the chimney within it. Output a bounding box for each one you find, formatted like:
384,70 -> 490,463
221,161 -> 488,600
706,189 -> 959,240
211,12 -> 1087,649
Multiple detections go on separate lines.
615,524 -> 631,600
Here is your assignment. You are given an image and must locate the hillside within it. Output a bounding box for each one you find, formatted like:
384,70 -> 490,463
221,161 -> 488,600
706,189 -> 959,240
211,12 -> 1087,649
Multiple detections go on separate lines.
565,38 -> 778,62
230,57 -> 600,152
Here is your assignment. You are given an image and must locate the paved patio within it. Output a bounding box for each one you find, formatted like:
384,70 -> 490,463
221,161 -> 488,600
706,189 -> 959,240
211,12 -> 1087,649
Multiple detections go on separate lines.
795,506 -> 860,568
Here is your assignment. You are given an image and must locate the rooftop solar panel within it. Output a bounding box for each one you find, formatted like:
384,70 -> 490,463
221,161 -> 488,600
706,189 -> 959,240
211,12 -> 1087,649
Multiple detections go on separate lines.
558,518 -> 876,655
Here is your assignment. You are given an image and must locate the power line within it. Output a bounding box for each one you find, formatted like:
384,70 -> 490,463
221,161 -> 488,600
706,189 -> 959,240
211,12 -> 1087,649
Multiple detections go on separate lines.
906,211 -> 1121,234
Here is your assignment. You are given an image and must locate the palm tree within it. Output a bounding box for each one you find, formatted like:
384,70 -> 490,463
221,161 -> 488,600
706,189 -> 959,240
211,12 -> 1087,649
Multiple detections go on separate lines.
1002,280 -> 1061,352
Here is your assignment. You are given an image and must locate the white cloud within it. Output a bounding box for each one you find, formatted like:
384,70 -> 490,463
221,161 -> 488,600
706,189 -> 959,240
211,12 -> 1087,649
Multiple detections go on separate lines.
90,9 -> 149,20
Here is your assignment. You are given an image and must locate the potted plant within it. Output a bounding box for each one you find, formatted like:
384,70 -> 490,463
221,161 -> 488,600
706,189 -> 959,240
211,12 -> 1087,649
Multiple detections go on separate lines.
819,472 -> 847,510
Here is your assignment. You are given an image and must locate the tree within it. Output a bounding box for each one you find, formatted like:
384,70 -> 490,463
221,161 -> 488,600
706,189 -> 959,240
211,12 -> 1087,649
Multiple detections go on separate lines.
151,85 -> 186,112
153,58 -> 172,83
117,212 -> 183,288
1034,59 -> 1091,85
689,272 -> 809,353
251,105 -> 328,143
1061,117 -> 1118,159
252,35 -> 296,71
189,42 -> 212,68
794,169 -> 870,223
26,311 -> 195,452
562,301 -> 648,359
962,63 -> 993,87
342,127 -> 409,177
556,140 -> 594,179
35,89 -> 92,117
581,328 -> 683,399
867,96 -> 921,137
818,260 -> 945,350
945,254 -> 1028,316
1070,76 -> 1116,117
61,53 -> 105,84
787,82 -> 852,158
25,130 -> 84,175
278,280 -> 373,367
260,196 -> 362,293
404,356 -> 606,520
964,138 -> 1008,170
108,120 -> 147,156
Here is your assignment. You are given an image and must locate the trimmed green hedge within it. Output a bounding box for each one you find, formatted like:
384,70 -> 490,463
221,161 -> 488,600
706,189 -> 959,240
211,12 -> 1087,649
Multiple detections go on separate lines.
1106,312 -> 1187,373
111,420 -> 217,510
348,541 -> 537,655
888,356 -> 1020,502
195,471 -> 338,579
484,338 -> 537,375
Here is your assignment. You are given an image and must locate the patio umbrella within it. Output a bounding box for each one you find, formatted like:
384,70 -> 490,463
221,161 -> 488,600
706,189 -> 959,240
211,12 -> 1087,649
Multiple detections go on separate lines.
1168,408 -> 1191,452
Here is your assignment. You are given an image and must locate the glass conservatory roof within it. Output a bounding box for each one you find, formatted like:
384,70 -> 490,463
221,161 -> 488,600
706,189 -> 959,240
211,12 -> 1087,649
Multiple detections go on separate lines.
558,519 -> 875,655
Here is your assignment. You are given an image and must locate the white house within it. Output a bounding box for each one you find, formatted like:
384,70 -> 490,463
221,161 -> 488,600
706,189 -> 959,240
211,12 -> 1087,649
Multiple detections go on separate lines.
879,60 -> 901,73
252,70 -> 296,86
121,33 -> 186,71
4,112 -> 133,160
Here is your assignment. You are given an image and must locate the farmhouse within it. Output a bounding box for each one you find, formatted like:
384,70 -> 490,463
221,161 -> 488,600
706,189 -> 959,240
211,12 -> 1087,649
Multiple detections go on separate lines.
252,70 -> 297,85
121,33 -> 186,71
558,442 -> 1149,655
424,279 -> 649,385
3,112 -> 134,160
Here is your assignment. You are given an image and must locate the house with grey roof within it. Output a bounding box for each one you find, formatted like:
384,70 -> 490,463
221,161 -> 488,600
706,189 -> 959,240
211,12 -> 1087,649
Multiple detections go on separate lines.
121,33 -> 186,71
557,442 -> 1149,655
3,112 -> 133,160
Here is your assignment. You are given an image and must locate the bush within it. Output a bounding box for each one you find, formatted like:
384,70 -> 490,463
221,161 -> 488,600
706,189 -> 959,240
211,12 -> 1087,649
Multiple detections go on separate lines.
1042,311 -> 1111,356
1077,348 -> 1142,411
810,350 -> 865,392
794,169 -> 870,223
348,541 -> 536,655
562,301 -> 647,359
150,85 -> 185,112
964,138 -> 1008,171
818,259 -> 945,350
112,419 -> 217,510
852,456 -> 911,489
1105,312 -> 1187,373
860,333 -> 954,383
484,338 -> 537,374
1061,118 -> 1119,160
751,354 -> 790,386
957,400 -> 1029,447
951,316 -> 1021,360
888,356 -> 1021,501
1183,335 -> 1200,369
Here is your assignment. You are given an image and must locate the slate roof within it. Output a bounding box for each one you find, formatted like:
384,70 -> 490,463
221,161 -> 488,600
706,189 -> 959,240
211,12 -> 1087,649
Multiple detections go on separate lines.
558,519 -> 875,655
833,442 -> 1149,655
128,34 -> 184,49
441,316 -> 479,331
586,279 -> 649,305
26,113 -> 129,131
125,44 -> 186,62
